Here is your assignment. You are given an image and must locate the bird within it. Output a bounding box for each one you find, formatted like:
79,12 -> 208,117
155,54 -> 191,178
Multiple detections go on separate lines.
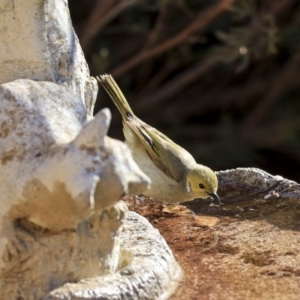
97,74 -> 220,204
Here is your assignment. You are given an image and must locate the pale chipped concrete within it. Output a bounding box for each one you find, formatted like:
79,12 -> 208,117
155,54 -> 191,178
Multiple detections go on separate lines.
45,211 -> 183,300
0,0 -> 97,107
1,203 -> 127,300
0,0 -> 184,299
0,80 -> 150,299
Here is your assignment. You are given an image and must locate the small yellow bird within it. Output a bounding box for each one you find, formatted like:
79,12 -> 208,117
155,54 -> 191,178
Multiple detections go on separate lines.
97,74 -> 220,204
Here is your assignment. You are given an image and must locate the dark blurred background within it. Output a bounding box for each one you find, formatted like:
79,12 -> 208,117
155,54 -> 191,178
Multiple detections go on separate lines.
69,0 -> 300,182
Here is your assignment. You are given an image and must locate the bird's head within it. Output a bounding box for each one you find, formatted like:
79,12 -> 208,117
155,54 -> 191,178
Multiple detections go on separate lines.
186,165 -> 220,204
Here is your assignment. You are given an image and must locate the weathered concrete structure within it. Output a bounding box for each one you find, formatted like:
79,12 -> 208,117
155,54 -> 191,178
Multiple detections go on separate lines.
0,1 -> 182,299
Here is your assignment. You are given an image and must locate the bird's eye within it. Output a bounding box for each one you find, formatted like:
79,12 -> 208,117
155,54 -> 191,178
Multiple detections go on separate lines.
199,183 -> 205,189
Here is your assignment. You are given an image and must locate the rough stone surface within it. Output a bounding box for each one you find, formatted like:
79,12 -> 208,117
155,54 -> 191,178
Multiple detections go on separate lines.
127,168 -> 300,300
0,0 -> 97,110
1,203 -> 127,300
0,79 -> 149,229
45,211 -> 183,300
0,1 -> 182,299
217,167 -> 300,200
0,79 -> 150,299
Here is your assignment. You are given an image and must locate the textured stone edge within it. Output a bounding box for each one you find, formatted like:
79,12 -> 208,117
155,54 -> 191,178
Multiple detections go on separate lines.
217,167 -> 300,199
44,211 -> 183,300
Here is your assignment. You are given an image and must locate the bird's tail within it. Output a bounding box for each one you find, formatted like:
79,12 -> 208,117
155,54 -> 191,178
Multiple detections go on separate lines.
97,74 -> 134,120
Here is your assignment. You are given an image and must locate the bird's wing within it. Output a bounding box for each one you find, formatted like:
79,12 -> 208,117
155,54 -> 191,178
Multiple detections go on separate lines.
127,118 -> 195,183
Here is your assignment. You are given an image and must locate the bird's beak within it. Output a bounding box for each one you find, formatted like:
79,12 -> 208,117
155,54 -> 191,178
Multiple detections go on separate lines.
207,192 -> 221,205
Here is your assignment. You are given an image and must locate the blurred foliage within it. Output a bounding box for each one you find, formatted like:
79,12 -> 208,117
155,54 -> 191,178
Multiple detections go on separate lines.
69,0 -> 300,181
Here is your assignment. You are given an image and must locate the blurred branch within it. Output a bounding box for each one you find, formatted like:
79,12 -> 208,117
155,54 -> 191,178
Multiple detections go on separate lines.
111,0 -> 233,78
135,59 -> 217,113
269,0 -> 296,17
143,2 -> 169,49
252,119 -> 300,149
135,3 -> 170,86
145,70 -> 300,122
168,119 -> 300,148
134,0 -> 298,116
243,51 -> 300,130
137,55 -> 182,96
78,0 -> 135,54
